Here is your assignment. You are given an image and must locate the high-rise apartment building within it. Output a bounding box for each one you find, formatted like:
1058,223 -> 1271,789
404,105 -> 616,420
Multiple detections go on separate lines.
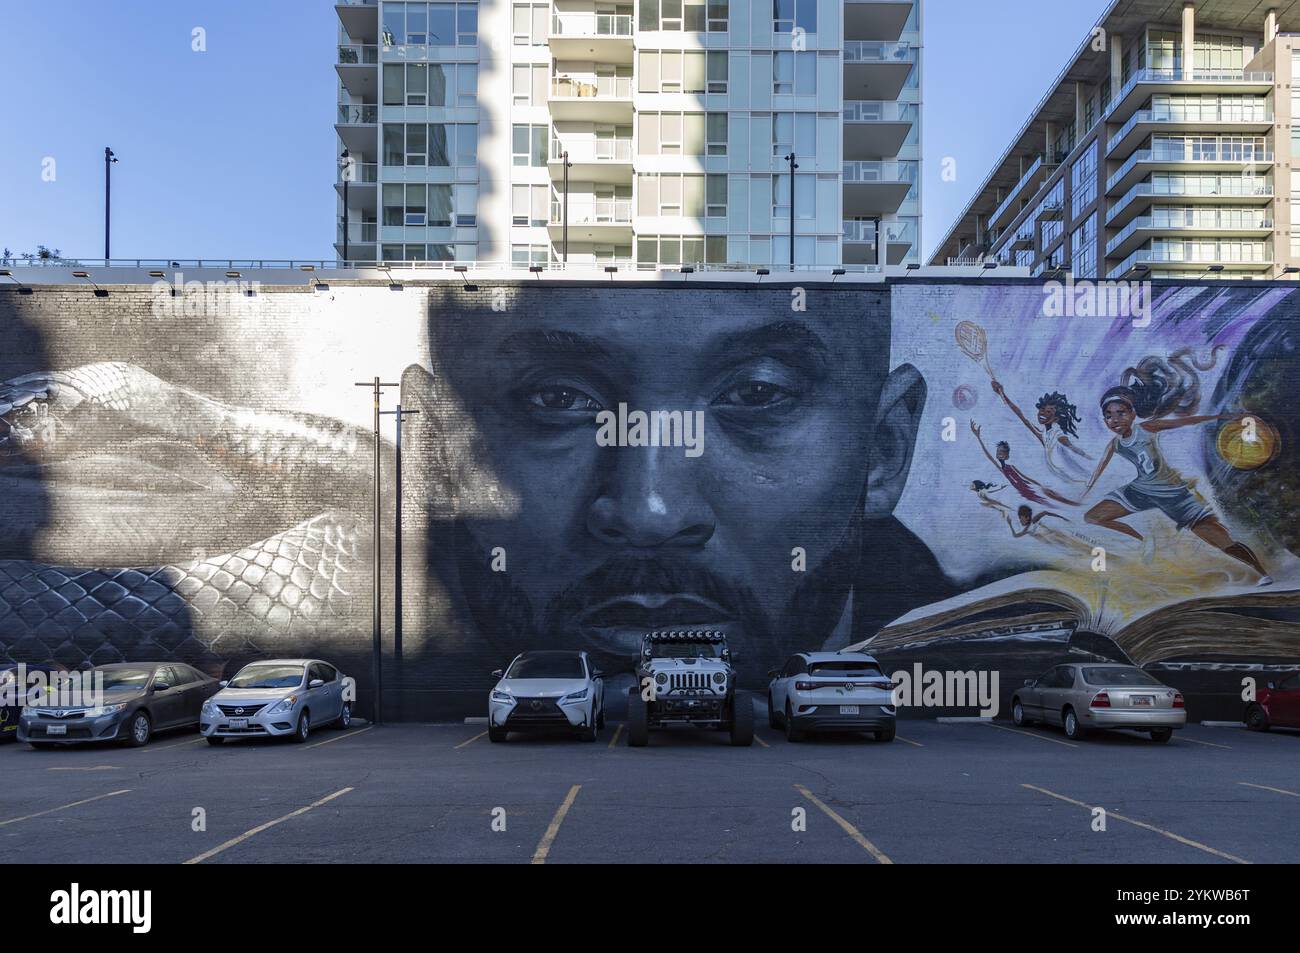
335,0 -> 922,268
930,1 -> 1300,281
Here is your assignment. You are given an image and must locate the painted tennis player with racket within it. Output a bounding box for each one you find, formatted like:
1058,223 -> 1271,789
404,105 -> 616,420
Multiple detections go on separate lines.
1078,348 -> 1274,586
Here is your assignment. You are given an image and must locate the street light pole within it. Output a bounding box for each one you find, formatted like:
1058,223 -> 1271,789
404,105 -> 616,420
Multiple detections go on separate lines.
784,152 -> 798,272
379,402 -> 418,721
103,147 -> 118,260
355,376 -> 399,725
561,150 -> 572,263
340,149 -> 351,263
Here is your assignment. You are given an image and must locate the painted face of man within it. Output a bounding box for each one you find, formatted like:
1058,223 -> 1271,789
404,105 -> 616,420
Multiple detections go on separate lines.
421,286 -> 924,678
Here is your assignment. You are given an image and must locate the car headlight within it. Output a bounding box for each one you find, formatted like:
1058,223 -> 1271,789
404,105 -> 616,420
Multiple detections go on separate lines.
83,703 -> 128,718
268,695 -> 298,714
560,689 -> 589,703
201,699 -> 220,715
490,690 -> 514,704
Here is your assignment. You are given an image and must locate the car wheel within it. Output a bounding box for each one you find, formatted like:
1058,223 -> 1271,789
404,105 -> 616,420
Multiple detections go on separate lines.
579,704 -> 598,742
768,693 -> 780,730
290,710 -> 310,744
335,702 -> 352,729
1012,698 -> 1030,726
1062,707 -> 1088,741
597,703 -> 606,730
784,703 -> 805,743
874,723 -> 896,743
627,687 -> 649,747
124,711 -> 152,748
1149,727 -> 1173,743
206,737 -> 225,746
1245,704 -> 1270,732
488,724 -> 508,742
729,691 -> 754,746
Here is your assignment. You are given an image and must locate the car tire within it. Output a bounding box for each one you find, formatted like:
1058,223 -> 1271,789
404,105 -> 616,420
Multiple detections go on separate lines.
1012,698 -> 1030,726
290,710 -> 310,744
206,737 -> 225,746
488,724 -> 507,742
1149,727 -> 1173,743
1062,707 -> 1088,741
579,704 -> 598,742
768,693 -> 780,730
1245,704 -> 1270,732
335,702 -> 352,729
874,723 -> 896,743
597,703 -> 606,730
627,687 -> 649,747
124,711 -> 152,748
729,691 -> 754,746
784,703 -> 805,743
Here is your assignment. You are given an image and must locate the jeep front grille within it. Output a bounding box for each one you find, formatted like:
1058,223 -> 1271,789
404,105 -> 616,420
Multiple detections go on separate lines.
669,672 -> 715,692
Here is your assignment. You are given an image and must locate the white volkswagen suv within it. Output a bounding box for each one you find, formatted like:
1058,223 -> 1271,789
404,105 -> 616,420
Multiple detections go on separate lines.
767,651 -> 896,742
488,650 -> 604,742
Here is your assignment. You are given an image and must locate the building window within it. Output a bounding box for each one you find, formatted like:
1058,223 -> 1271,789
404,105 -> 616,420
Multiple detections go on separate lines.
773,52 -> 816,95
384,2 -> 478,47
636,235 -> 710,267
707,51 -> 728,93
638,50 -> 707,93
706,112 -> 727,155
773,0 -> 815,34
512,243 -> 551,265
512,184 -> 549,227
512,64 -> 548,106
381,123 -> 478,167
382,183 -> 470,228
640,0 -> 708,32
1070,141 -> 1097,218
706,174 -> 727,216
706,0 -> 728,32
383,63 -> 477,107
1071,213 -> 1097,279
512,3 -> 547,44
512,123 -> 548,166
637,112 -> 706,156
773,112 -> 815,157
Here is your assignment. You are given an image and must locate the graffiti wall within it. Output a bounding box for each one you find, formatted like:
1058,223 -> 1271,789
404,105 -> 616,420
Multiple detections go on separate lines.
2,280 -> 1298,719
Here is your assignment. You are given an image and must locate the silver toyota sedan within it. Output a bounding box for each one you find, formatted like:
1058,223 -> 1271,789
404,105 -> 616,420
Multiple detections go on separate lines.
1011,663 -> 1185,742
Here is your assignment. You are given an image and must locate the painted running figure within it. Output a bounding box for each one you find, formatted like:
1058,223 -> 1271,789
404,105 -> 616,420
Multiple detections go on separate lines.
990,380 -> 1093,484
970,420 -> 1076,507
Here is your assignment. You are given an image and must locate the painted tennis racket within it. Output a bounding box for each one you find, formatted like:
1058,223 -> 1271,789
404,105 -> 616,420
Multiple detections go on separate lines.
955,320 -> 995,379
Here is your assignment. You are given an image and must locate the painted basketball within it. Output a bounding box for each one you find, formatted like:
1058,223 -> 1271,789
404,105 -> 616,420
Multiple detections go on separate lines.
1216,416 -> 1280,470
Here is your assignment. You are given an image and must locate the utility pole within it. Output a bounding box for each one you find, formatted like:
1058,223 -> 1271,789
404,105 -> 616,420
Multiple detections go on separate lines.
354,376 -> 399,725
561,150 -> 572,263
340,149 -> 351,263
104,148 -> 118,260
784,152 -> 798,272
379,402 -> 418,721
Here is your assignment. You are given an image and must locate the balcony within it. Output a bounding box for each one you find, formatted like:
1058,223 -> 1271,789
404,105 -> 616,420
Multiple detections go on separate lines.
336,221 -> 378,250
336,103 -> 378,153
1106,212 -> 1273,258
336,1 -> 379,44
842,160 -> 916,215
548,197 -> 633,243
845,0 -> 915,42
548,13 -> 633,62
548,75 -> 633,122
1107,242 -> 1272,279
1106,178 -> 1274,228
843,100 -> 915,159
336,44 -> 379,99
844,41 -> 917,101
842,219 -> 914,265
988,154 -> 1058,231
1105,68 -> 1274,123
1105,145 -> 1273,196
549,138 -> 633,183
1106,105 -> 1273,158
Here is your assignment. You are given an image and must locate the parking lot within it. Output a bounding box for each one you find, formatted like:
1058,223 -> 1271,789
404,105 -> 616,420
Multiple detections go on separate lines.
3,710 -> 1297,865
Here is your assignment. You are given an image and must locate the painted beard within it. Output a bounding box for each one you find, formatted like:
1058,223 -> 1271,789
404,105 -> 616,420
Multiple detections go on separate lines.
450,510 -> 866,686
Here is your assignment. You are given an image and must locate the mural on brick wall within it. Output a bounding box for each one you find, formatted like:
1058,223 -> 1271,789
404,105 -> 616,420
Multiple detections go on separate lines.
1,281 -> 1298,718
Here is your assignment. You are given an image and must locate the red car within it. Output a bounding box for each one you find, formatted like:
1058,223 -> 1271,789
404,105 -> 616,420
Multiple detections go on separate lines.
1245,672 -> 1300,731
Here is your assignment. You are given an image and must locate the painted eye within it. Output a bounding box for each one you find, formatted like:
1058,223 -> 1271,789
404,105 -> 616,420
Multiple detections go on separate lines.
714,381 -> 794,408
526,386 -> 601,412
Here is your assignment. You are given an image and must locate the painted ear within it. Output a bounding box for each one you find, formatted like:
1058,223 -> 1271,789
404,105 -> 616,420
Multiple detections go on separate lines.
864,363 -> 925,519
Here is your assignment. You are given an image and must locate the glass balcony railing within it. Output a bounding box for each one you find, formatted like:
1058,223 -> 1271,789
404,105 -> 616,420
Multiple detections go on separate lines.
549,198 -> 633,226
338,161 -> 378,184
843,41 -> 917,64
1107,105 -> 1271,152
550,139 -> 633,163
337,44 -> 379,65
1108,242 -> 1271,279
1106,145 -> 1273,192
1106,178 -> 1273,223
337,222 -> 378,244
1106,212 -> 1273,255
1104,68 -> 1274,117
989,154 -> 1048,226
550,13 -> 633,37
843,219 -> 916,246
337,103 -> 378,124
842,160 -> 917,184
550,75 -> 633,99
842,100 -> 916,123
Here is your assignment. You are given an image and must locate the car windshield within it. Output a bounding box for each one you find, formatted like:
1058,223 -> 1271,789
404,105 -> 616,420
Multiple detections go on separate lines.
228,665 -> 304,689
506,656 -> 585,679
650,641 -> 721,659
99,669 -> 152,691
809,661 -> 883,678
1081,667 -> 1161,687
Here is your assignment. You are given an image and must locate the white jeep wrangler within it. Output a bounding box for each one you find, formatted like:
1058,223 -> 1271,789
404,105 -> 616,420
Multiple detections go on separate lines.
626,629 -> 753,747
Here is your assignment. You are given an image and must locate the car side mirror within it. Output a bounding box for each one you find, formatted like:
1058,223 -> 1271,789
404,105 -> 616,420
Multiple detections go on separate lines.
491,669 -> 504,679
153,682 -> 170,693
309,679 -> 324,689
767,669 -> 779,679
219,679 -> 228,687
591,670 -> 605,679
1023,678 -> 1034,686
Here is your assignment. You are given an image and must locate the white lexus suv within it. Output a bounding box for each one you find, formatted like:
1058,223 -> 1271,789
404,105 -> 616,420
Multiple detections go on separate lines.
488,650 -> 605,742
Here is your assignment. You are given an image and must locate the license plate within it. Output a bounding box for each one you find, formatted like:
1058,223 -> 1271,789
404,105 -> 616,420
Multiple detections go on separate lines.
1132,696 -> 1153,707
839,705 -> 860,715
227,718 -> 248,729
45,724 -> 67,736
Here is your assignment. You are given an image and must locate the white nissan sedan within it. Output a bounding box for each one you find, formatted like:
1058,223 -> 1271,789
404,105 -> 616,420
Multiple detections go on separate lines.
488,650 -> 605,742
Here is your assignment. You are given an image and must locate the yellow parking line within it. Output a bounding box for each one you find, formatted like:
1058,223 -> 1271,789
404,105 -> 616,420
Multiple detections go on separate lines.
47,766 -> 120,772
455,730 -> 487,749
795,784 -> 893,864
606,724 -> 623,749
1178,735 -> 1231,750
895,734 -> 923,748
139,736 -> 207,753
754,734 -> 770,748
304,725 -> 374,749
183,787 -> 353,865
1238,781 -> 1300,799
1021,784 -> 1250,865
986,722 -> 1078,748
0,789 -> 130,828
531,784 -> 581,865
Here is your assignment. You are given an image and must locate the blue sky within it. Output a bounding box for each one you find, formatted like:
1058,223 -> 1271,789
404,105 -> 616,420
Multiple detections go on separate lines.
0,0 -> 1106,263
